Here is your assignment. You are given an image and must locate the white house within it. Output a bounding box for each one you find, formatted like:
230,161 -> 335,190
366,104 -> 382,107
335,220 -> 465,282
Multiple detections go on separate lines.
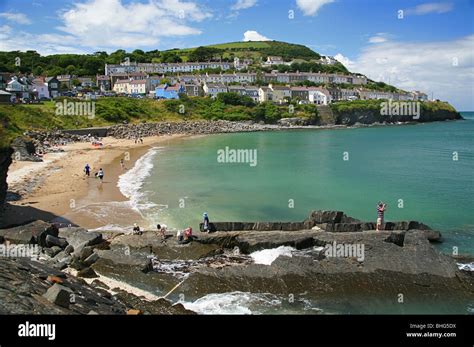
308,88 -> 330,105
129,79 -> 147,94
203,83 -> 227,98
32,80 -> 50,99
113,79 -> 131,94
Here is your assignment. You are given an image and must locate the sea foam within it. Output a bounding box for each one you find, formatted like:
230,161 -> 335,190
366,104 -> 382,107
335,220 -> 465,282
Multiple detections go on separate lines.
249,246 -> 295,265
117,147 -> 162,215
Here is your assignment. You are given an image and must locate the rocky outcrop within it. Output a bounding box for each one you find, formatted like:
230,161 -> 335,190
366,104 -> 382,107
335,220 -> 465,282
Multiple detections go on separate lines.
332,102 -> 463,126
0,257 -> 193,314
201,210 -> 442,242
107,120 -> 283,139
11,136 -> 42,162
0,220 -> 59,247
0,147 -> 12,205
180,230 -> 473,313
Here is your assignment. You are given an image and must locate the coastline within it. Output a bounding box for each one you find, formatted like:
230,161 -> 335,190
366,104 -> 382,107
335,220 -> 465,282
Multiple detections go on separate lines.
1,134 -> 189,229
2,118 -> 468,230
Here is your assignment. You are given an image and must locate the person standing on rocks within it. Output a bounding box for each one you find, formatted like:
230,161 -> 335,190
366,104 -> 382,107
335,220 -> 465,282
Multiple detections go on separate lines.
203,212 -> 210,233
376,202 -> 387,231
157,224 -> 167,241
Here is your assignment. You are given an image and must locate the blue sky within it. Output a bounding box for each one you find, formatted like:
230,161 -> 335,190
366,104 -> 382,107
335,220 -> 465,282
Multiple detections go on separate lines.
0,0 -> 473,109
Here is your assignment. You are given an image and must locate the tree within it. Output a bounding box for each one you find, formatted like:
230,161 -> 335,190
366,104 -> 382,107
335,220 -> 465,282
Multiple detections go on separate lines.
188,46 -> 222,62
160,52 -> 182,63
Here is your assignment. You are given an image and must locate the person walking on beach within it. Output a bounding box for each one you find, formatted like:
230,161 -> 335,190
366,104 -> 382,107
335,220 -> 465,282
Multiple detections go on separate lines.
203,212 -> 210,233
120,158 -> 124,170
84,164 -> 91,177
376,201 -> 387,231
97,168 -> 104,183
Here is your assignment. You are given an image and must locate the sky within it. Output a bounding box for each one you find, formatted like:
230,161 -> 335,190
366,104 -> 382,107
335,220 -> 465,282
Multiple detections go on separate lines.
0,0 -> 473,110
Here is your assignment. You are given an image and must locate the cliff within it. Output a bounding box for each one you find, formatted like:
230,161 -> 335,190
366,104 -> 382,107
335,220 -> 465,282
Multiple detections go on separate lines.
330,100 -> 463,126
0,147 -> 12,206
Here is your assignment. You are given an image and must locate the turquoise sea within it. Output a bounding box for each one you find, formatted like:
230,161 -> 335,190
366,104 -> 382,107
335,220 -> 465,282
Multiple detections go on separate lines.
137,113 -> 473,256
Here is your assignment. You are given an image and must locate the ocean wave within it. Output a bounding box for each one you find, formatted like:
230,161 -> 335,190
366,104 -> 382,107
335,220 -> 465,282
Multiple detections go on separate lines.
180,291 -> 282,315
250,246 -> 295,265
457,262 -> 474,271
117,147 -> 162,215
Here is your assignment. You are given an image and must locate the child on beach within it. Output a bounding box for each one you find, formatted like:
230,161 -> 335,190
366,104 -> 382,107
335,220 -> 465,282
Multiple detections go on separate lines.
376,202 -> 387,231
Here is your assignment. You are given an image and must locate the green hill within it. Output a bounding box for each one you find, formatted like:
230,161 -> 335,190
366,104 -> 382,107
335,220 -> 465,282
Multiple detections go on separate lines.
0,41 -> 337,76
165,40 -> 322,62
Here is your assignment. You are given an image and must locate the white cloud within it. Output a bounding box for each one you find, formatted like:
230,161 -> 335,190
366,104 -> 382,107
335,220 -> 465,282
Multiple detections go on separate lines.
0,30 -> 87,55
337,35 -> 474,110
231,0 -> 258,10
54,0 -> 212,49
0,12 -> 32,25
368,33 -> 389,44
296,0 -> 335,16
334,53 -> 355,69
243,30 -> 271,41
405,2 -> 453,15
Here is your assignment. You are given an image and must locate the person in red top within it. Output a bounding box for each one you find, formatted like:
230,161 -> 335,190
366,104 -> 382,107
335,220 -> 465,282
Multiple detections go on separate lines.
184,227 -> 193,241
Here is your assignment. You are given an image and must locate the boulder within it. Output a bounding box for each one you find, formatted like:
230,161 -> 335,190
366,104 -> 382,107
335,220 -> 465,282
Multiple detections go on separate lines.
83,252 -> 99,267
64,244 -> 74,255
307,210 -> 344,225
78,246 -> 94,261
45,235 -> 68,248
58,227 -> 102,249
11,137 -> 42,162
44,246 -> 62,258
43,283 -> 74,308
0,221 -> 59,247
77,267 -> 98,278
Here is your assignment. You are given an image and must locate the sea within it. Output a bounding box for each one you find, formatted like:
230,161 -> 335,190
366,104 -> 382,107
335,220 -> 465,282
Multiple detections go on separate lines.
115,113 -> 474,314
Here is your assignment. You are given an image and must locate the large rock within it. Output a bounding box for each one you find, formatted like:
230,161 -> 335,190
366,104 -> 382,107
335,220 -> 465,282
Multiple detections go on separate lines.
58,227 -> 103,250
11,137 -> 42,162
43,283 -> 74,308
0,220 -> 59,246
0,257 -> 194,314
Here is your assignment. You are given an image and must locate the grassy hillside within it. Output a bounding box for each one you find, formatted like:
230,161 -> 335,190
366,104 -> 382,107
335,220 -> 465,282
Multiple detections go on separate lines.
165,40 -> 321,62
0,96 -> 319,148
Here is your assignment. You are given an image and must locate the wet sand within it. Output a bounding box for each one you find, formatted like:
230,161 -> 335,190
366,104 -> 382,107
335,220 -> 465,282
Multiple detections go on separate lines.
1,135 -> 187,229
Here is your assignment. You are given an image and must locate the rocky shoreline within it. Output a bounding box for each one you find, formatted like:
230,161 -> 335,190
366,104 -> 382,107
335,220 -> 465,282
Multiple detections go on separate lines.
0,210 -> 473,314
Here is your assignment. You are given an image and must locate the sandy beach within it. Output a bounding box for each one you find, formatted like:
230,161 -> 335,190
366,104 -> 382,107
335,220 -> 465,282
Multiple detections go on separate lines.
1,134 -> 187,229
